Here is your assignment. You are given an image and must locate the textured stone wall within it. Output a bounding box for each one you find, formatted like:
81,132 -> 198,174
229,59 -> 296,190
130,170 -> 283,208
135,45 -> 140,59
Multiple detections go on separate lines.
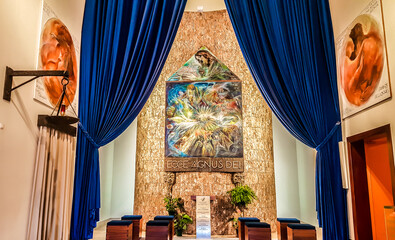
134,10 -> 277,234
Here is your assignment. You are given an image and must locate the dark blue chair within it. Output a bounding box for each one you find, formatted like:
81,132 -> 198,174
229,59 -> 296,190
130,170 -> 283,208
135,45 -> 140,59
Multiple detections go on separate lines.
154,216 -> 175,239
106,220 -> 133,240
238,217 -> 260,240
245,222 -> 271,240
276,218 -> 300,240
121,215 -> 143,240
146,220 -> 171,240
287,223 -> 316,240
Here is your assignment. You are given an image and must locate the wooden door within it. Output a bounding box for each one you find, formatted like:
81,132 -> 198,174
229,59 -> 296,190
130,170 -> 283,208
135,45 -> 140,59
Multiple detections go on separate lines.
347,125 -> 395,240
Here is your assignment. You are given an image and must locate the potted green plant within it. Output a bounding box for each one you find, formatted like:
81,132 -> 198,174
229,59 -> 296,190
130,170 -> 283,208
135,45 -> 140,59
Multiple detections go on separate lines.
227,184 -> 257,215
163,195 -> 191,236
174,213 -> 193,236
227,184 -> 257,235
164,195 -> 184,216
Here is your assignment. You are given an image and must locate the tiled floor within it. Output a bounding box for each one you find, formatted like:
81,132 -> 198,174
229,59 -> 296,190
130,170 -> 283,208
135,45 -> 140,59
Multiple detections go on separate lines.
92,219 -> 322,240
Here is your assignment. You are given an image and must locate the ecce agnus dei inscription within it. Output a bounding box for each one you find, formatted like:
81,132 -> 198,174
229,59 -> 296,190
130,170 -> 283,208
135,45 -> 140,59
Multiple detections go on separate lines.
165,158 -> 243,172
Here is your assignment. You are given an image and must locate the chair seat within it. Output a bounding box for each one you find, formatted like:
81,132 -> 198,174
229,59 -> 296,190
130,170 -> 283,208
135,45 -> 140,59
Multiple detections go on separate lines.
277,218 -> 300,223
245,222 -> 270,228
107,220 -> 133,226
154,215 -> 175,220
147,220 -> 170,226
238,217 -> 260,222
121,215 -> 142,220
287,223 -> 315,230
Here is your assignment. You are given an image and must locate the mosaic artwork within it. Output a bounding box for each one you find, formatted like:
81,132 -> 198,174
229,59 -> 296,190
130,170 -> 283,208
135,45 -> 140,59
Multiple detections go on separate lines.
165,48 -> 243,158
168,47 -> 239,82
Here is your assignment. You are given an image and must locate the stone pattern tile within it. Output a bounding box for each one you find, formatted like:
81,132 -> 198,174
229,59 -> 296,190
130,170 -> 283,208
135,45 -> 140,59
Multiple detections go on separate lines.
134,10 -> 276,234
172,172 -> 236,235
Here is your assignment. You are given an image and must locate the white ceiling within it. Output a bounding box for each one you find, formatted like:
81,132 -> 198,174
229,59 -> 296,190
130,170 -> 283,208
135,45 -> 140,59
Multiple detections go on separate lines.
184,0 -> 226,12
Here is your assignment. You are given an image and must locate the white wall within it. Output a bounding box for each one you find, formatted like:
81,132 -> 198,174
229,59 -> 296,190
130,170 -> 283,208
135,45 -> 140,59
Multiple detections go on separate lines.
99,120 -> 137,221
111,120 -> 137,217
296,141 -> 318,225
272,115 -> 318,226
272,115 -> 301,219
329,0 -> 395,239
185,0 -> 226,12
99,141 -> 115,220
0,0 -> 84,239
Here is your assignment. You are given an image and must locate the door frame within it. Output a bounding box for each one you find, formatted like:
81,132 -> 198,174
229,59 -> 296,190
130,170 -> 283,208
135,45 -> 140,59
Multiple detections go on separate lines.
347,124 -> 395,240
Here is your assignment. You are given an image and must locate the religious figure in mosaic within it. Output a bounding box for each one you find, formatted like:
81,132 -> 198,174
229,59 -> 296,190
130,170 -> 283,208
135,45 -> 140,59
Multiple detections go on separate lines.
165,47 -> 243,158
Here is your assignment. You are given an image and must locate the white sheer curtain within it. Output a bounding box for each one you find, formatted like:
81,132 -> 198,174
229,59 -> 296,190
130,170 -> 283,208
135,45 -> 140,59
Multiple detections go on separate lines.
27,126 -> 76,240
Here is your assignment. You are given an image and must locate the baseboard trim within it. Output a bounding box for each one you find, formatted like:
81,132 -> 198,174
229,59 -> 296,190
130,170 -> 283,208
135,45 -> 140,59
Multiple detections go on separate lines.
96,218 -> 113,229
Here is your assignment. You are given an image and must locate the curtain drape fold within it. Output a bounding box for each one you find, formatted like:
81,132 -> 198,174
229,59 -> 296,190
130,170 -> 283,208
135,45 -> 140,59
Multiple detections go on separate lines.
27,127 -> 76,240
225,0 -> 348,239
70,0 -> 186,239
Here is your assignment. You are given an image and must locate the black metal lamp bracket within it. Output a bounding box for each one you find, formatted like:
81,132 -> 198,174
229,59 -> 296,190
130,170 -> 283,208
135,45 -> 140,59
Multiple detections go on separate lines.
3,66 -> 69,101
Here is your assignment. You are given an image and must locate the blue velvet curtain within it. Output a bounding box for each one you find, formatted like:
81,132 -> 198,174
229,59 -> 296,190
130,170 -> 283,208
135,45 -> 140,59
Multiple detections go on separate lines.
71,0 -> 186,239
225,0 -> 348,239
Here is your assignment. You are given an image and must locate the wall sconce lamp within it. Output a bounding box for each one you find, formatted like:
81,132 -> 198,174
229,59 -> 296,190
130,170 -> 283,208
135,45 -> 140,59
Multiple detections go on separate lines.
3,66 -> 69,101
3,66 -> 78,136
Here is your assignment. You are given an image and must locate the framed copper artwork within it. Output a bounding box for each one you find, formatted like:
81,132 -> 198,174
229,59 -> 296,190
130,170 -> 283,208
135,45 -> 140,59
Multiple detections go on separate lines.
336,0 -> 391,118
34,1 -> 79,114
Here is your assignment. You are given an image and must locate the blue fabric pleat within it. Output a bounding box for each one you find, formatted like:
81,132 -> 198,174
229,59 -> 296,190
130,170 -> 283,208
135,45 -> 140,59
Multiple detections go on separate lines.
225,0 -> 348,239
70,0 -> 186,239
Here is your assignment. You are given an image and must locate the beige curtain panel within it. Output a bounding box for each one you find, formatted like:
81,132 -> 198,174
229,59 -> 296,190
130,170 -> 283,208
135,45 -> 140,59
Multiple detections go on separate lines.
27,127 -> 76,240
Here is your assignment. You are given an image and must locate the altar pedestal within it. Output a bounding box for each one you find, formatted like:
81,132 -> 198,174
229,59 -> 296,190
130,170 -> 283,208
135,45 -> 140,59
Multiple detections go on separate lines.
191,196 -> 215,239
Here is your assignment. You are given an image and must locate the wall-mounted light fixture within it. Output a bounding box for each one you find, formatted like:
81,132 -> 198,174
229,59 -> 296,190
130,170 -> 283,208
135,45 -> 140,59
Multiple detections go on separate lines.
3,66 -> 69,101
3,66 -> 78,136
